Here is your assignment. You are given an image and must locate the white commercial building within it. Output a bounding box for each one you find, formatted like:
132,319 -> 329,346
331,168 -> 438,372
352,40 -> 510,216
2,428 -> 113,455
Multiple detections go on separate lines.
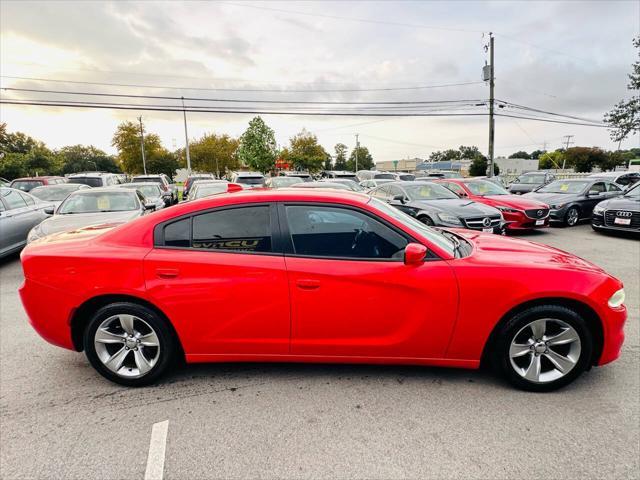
494,157 -> 539,175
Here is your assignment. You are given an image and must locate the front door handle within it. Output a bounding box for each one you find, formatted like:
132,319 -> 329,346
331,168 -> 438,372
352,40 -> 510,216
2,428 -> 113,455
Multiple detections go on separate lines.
156,268 -> 179,279
296,279 -> 320,290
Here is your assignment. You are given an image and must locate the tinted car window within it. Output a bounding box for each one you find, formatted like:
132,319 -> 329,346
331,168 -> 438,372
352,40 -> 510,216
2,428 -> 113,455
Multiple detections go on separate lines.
607,183 -> 622,192
192,206 -> 271,252
10,180 -> 43,191
68,177 -> 104,187
164,218 -> 190,247
443,182 -> 466,196
590,182 -> 606,193
285,205 -> 407,260
2,189 -> 28,209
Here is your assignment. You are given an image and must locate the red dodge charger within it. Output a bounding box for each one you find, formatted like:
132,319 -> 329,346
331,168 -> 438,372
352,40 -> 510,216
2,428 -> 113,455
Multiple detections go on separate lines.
435,178 -> 551,231
20,189 -> 626,391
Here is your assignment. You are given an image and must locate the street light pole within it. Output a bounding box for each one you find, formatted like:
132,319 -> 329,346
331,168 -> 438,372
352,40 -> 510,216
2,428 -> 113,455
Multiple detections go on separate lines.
138,116 -> 147,175
355,133 -> 359,172
487,32 -> 495,178
181,97 -> 192,176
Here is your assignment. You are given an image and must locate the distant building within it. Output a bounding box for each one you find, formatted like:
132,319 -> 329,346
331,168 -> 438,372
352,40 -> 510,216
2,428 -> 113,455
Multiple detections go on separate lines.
375,158 -> 421,172
494,157 -> 539,175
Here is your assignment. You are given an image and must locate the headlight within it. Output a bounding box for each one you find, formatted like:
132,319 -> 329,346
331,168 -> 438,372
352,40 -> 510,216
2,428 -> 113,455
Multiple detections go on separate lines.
608,288 -> 625,308
550,203 -> 565,209
27,225 -> 43,243
496,205 -> 519,213
437,213 -> 462,225
593,204 -> 605,215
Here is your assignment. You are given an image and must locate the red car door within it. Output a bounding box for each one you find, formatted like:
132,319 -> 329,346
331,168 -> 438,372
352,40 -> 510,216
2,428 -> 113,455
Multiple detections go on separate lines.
280,203 -> 458,359
144,204 -> 290,356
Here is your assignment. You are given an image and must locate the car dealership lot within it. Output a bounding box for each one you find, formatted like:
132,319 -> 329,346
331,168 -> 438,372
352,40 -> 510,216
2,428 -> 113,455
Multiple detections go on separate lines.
0,225 -> 638,479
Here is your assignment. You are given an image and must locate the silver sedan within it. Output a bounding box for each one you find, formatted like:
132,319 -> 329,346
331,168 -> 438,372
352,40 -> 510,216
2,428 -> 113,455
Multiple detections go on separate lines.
0,187 -> 53,258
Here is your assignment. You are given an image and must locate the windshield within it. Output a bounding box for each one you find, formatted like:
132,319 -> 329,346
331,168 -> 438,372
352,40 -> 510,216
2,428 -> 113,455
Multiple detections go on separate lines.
272,177 -> 303,187
369,197 -> 455,256
331,179 -> 364,191
465,180 -> 509,196
624,183 -> 639,198
237,176 -> 265,185
10,180 -> 43,191
132,177 -> 163,184
398,174 -> 415,181
126,185 -> 160,198
68,177 -> 103,187
538,180 -> 589,194
374,173 -> 395,179
30,185 -> 81,201
194,184 -> 229,198
58,191 -> 138,214
518,174 -> 546,184
405,183 -> 459,200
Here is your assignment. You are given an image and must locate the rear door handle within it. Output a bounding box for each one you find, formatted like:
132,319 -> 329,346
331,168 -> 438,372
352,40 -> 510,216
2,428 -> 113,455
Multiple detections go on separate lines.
156,268 -> 179,279
296,279 -> 320,290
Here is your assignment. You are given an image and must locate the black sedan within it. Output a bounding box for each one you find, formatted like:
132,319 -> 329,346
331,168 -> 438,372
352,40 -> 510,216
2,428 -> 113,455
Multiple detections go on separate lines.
591,182 -> 639,234
370,181 -> 504,233
524,178 -> 624,226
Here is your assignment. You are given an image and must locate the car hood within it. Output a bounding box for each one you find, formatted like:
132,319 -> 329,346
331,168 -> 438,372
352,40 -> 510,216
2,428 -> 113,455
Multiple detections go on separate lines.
522,192 -> 578,205
453,229 -> 605,274
409,198 -> 500,217
37,210 -> 141,237
596,195 -> 640,210
477,195 -> 549,209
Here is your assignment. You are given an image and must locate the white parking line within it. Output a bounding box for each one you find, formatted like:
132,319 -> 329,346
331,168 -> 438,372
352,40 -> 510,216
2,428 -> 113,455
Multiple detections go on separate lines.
144,420 -> 169,480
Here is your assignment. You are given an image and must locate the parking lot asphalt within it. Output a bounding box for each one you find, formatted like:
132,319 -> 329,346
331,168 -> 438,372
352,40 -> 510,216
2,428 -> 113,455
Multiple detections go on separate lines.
1,224 -> 638,479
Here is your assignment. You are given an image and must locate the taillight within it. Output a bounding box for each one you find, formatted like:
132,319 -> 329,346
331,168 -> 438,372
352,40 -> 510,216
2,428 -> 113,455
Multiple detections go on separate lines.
227,183 -> 243,193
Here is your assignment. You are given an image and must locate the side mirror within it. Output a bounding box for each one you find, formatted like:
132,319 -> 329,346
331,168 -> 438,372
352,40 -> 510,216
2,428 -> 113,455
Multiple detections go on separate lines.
457,191 -> 468,197
587,190 -> 600,197
392,194 -> 407,204
144,202 -> 156,210
404,243 -> 427,266
44,206 -> 55,215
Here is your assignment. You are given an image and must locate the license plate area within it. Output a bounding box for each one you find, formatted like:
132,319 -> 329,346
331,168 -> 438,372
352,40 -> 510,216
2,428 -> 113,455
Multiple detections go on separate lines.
535,219 -> 545,226
482,227 -> 493,233
614,218 -> 631,225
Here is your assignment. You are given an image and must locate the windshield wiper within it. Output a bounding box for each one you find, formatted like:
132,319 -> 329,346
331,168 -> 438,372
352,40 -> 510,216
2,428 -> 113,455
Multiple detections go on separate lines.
440,230 -> 462,257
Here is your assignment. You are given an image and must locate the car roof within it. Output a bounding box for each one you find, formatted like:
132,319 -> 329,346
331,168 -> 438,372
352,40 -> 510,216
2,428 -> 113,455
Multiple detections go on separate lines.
11,176 -> 61,181
132,174 -> 163,178
68,172 -> 112,177
119,182 -> 161,188
234,172 -> 264,177
70,187 -> 137,194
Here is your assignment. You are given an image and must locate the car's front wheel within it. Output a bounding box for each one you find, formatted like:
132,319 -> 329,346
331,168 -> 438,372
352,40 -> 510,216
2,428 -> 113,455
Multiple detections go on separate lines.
84,302 -> 177,386
493,305 -> 593,392
565,207 -> 580,226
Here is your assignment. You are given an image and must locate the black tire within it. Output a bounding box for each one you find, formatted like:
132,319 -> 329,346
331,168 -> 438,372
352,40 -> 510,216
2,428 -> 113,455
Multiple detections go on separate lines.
492,305 -> 593,392
84,302 -> 177,387
418,215 -> 434,226
565,207 -> 580,227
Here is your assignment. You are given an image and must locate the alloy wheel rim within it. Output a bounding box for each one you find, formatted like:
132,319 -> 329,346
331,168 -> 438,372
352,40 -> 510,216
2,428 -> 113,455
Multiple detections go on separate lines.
567,209 -> 578,225
509,318 -> 581,384
94,314 -> 161,378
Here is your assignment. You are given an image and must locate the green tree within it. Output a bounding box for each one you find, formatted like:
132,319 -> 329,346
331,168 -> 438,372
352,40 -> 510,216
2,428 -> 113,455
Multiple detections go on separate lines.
563,147 -> 607,173
146,151 -> 180,180
237,116 -> 278,173
430,149 -> 461,162
280,129 -> 327,173
189,133 -> 239,177
605,36 -> 639,143
0,152 -> 28,179
469,157 -> 499,176
509,150 -> 531,159
112,120 -> 171,175
538,151 -> 564,169
530,149 -> 545,160
323,151 -> 333,170
0,123 -> 37,154
334,143 -> 348,170
599,151 -> 629,172
24,144 -> 61,176
347,145 -> 374,171
458,145 -> 484,160
58,145 -> 120,174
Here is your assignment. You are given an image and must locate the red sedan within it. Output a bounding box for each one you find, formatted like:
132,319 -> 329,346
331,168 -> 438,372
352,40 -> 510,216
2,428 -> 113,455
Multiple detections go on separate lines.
435,178 -> 551,231
20,189 -> 626,391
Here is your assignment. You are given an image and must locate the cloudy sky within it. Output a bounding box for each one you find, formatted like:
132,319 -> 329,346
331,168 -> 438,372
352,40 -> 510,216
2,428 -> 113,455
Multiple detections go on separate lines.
0,0 -> 638,163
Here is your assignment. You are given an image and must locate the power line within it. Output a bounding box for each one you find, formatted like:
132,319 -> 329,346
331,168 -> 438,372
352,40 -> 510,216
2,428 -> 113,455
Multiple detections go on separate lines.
495,113 -> 608,128
498,99 -> 605,125
1,86 -> 486,106
0,99 -> 492,117
0,75 -> 485,93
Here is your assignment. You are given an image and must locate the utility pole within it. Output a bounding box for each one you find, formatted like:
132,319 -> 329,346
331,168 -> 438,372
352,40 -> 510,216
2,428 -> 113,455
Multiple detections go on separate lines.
355,133 -> 360,172
138,116 -> 147,175
181,97 -> 192,176
487,32 -> 495,177
561,134 -> 574,170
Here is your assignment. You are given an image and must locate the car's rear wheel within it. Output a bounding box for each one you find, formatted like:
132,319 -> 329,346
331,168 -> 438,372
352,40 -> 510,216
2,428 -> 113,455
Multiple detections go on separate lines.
493,305 -> 593,392
84,302 -> 177,386
565,207 -> 579,226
